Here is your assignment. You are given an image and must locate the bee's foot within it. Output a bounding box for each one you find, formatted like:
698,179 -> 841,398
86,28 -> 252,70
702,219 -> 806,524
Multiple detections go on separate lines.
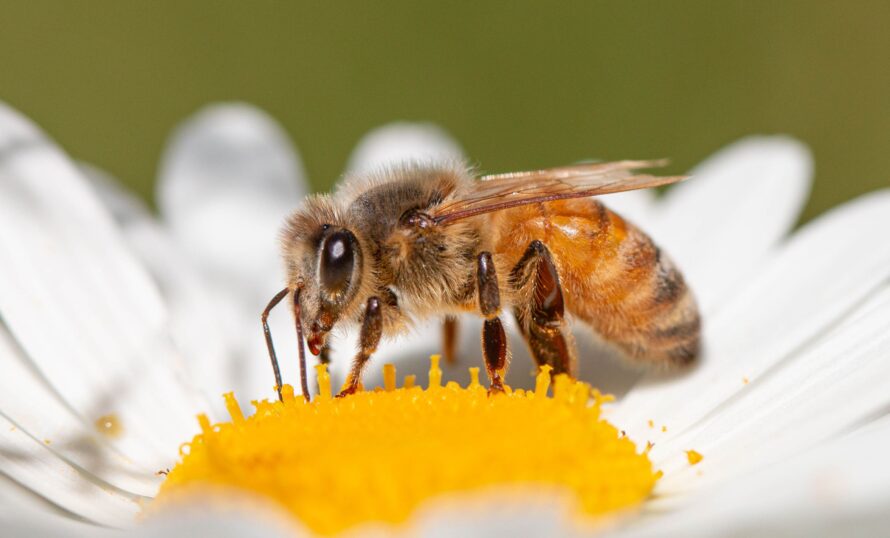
487,383 -> 506,396
336,385 -> 359,398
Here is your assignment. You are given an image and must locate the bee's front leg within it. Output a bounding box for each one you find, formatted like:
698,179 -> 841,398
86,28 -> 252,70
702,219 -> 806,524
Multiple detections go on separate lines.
338,296 -> 384,397
477,252 -> 508,393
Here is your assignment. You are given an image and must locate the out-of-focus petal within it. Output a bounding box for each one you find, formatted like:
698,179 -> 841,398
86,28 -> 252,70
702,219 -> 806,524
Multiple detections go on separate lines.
0,102 -> 205,469
156,104 -> 309,400
651,136 -> 812,313
614,190 -> 890,438
407,489 -> 575,538
157,103 -> 306,306
135,504 -> 300,538
346,122 -> 464,174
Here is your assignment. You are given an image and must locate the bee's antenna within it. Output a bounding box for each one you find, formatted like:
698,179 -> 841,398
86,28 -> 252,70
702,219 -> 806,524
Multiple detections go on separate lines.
292,288 -> 311,401
262,287 -> 290,402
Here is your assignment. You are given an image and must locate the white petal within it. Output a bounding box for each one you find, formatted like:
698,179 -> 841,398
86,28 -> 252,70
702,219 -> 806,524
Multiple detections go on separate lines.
651,136 -> 812,313
0,323 -> 158,495
652,285 -> 890,489
0,102 -> 205,469
617,411 -> 890,538
0,509 -> 119,537
614,189 -> 890,441
346,122 -> 464,174
83,164 -> 245,413
157,103 -> 306,306
0,502 -> 300,538
0,412 -> 141,526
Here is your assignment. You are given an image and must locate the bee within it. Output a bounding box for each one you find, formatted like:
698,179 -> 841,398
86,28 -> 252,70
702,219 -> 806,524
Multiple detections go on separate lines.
262,161 -> 700,400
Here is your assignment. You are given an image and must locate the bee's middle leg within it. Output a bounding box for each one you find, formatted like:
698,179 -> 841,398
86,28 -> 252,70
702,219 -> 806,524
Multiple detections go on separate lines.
338,296 -> 383,397
477,251 -> 508,393
509,240 -> 577,377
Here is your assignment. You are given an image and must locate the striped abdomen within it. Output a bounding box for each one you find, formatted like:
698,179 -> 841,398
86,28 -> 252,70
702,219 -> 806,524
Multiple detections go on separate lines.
492,198 -> 700,367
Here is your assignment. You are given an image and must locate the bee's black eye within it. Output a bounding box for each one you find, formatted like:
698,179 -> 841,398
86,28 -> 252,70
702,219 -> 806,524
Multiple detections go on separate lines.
319,230 -> 356,294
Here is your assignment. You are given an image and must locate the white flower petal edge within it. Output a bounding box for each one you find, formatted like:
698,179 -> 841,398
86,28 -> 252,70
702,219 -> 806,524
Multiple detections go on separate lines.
614,189 -> 890,438
651,136 -> 812,314
157,103 -> 306,306
0,102 -> 206,473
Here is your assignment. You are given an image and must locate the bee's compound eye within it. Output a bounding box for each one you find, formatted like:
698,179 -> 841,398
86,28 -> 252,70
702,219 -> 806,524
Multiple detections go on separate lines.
319,230 -> 356,294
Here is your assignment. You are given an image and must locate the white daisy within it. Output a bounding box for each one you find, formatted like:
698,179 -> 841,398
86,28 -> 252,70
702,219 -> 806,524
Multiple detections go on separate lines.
0,100 -> 889,537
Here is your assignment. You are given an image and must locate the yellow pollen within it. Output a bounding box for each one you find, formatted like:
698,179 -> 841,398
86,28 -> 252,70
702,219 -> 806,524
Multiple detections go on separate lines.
686,450 -> 704,465
154,358 -> 658,535
94,413 -> 123,438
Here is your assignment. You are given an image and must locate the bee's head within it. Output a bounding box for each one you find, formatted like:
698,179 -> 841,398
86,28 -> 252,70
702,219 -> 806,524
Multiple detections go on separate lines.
280,196 -> 371,355
306,225 -> 364,352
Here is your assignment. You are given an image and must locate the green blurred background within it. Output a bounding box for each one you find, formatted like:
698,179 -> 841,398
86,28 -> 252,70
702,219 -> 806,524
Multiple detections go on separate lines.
2,1 -> 888,221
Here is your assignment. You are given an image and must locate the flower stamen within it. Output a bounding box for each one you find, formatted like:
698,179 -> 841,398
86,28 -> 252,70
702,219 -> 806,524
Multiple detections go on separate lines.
154,357 -> 659,535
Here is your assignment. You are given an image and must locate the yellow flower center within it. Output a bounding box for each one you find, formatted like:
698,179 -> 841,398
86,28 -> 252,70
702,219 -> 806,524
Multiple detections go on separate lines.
154,357 -> 658,535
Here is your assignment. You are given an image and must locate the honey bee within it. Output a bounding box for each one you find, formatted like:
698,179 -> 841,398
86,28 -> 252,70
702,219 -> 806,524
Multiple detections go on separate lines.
262,161 -> 700,400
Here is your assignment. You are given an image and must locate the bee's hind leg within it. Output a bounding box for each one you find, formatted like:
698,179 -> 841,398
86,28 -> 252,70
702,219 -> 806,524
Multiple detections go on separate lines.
476,252 -> 508,393
509,240 -> 577,377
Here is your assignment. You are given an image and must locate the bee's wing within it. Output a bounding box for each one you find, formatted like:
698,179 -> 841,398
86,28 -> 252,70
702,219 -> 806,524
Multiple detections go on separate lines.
430,160 -> 685,225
